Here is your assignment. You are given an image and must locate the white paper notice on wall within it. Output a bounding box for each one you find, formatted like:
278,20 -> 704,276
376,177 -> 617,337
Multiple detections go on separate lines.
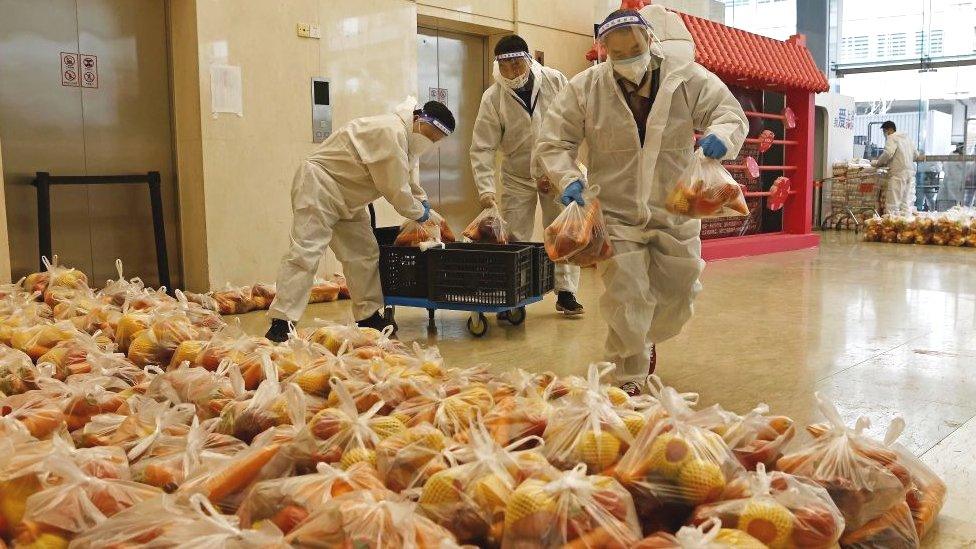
210,64 -> 243,117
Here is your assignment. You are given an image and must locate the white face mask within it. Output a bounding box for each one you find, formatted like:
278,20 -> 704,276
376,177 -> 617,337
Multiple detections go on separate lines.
495,69 -> 530,90
611,50 -> 651,85
408,132 -> 435,159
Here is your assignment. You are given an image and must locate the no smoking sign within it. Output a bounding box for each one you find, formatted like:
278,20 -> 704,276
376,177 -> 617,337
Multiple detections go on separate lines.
60,52 -> 98,88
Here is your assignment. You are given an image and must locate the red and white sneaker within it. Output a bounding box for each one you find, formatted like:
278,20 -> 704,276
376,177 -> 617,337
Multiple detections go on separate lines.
618,345 -> 656,396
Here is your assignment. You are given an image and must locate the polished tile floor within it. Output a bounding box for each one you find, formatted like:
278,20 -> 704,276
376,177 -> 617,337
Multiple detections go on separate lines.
238,231 -> 976,547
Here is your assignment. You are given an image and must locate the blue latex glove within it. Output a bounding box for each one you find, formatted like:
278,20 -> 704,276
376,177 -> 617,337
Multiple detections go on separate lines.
560,180 -> 586,207
698,134 -> 728,159
417,200 -> 431,223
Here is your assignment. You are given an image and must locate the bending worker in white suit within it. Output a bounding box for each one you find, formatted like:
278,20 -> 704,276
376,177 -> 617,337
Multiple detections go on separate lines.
470,35 -> 584,315
535,7 -> 747,395
872,120 -> 920,214
265,101 -> 456,342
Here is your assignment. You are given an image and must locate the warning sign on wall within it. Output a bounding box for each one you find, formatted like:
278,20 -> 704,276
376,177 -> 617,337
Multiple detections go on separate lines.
429,87 -> 448,104
61,52 -> 79,87
80,54 -> 98,88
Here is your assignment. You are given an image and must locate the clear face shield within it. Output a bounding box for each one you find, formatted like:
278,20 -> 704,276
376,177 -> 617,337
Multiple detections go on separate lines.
597,13 -> 663,84
493,51 -> 532,89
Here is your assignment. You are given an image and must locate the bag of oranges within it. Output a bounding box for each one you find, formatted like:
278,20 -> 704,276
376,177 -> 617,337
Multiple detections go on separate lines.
501,464 -> 642,549
666,151 -> 748,219
611,384 -> 744,531
689,463 -> 846,548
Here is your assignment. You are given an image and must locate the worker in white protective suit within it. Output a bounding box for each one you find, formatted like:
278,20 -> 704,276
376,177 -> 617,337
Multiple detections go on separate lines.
534,7 -> 747,395
872,120 -> 920,214
470,34 -> 584,315
264,101 -> 456,342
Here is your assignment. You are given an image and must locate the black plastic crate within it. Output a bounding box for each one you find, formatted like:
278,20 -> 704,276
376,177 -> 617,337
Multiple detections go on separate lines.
512,241 -> 554,296
374,226 -> 428,298
428,243 -> 533,307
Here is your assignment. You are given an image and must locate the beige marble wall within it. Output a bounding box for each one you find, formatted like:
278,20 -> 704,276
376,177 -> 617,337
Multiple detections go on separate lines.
168,0 -> 595,290
0,138 -> 9,283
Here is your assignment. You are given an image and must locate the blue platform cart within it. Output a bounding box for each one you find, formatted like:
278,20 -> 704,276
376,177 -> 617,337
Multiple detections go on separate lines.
369,206 -> 554,337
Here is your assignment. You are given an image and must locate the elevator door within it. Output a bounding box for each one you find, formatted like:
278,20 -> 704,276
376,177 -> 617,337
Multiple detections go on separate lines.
0,0 -> 179,288
417,27 -> 486,229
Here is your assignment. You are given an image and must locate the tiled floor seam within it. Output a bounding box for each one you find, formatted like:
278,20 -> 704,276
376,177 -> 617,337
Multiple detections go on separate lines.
814,330 -> 936,384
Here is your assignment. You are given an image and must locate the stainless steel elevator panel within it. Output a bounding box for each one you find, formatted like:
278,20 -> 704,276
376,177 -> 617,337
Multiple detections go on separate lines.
0,0 -> 178,287
417,27 -> 486,230
0,0 -> 92,278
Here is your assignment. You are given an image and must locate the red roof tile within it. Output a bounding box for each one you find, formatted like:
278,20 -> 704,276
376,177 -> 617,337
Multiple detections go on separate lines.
677,12 -> 829,93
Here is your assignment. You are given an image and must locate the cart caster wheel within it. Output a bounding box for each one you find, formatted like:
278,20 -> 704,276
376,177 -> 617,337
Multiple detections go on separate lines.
467,313 -> 488,337
506,306 -> 526,326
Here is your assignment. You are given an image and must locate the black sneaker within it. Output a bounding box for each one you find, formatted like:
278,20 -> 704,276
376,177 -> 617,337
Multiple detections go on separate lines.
265,318 -> 292,343
357,310 -> 398,335
555,291 -> 584,316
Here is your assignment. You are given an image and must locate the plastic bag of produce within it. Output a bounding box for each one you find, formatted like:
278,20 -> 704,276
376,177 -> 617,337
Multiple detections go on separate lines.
306,377 -> 408,467
66,494 -> 201,549
127,310 -> 205,367
249,283 -> 277,310
544,191 -> 614,266
211,284 -> 255,315
37,329 -> 115,379
776,395 -> 909,533
9,320 -> 78,361
838,501 -> 918,549
376,422 -> 452,492
97,259 -> 145,307
666,151 -> 748,218
217,353 -> 304,443
804,415 -> 946,541
634,517 -> 768,548
417,420 -> 545,544
689,463 -> 845,548
542,364 -> 634,473
19,457 -> 161,541
501,464 -> 642,549
79,493 -> 289,549
285,489 -> 465,548
0,389 -> 65,439
462,205 -> 509,244
611,384 -> 744,531
147,359 -> 247,419
309,278 -> 342,304
393,382 -> 493,436
129,416 -> 247,492
711,403 -> 795,471
0,346 -> 46,395
395,210 -> 454,247
237,461 -> 385,533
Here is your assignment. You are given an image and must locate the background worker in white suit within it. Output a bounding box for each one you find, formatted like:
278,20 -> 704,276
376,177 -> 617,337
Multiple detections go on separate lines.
470,35 -> 584,315
873,120 -> 920,214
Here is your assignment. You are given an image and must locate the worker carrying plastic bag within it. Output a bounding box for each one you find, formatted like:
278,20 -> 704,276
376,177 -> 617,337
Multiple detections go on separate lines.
265,98 -> 456,342
665,151 -> 749,218
533,6 -> 747,394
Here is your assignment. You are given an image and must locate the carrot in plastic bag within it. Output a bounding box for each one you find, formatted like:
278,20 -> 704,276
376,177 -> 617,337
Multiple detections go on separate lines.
666,150 -> 749,219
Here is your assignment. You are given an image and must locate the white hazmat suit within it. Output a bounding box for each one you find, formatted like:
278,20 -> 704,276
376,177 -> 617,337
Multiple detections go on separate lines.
535,5 -> 747,382
874,131 -> 919,214
470,60 -> 581,294
269,106 -> 427,323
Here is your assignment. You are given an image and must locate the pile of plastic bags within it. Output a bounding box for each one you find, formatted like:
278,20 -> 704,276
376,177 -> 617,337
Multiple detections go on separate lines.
0,259 -> 947,548
864,207 -> 976,247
